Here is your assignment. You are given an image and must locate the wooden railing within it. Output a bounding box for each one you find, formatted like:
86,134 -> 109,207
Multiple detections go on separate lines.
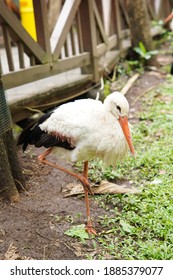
0,0 -> 171,91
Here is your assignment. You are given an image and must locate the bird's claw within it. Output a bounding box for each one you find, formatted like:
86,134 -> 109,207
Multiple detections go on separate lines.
85,225 -> 97,236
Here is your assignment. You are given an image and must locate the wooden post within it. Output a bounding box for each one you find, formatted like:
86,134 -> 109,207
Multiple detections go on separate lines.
147,0 -> 157,21
79,0 -> 100,82
157,0 -> 171,18
76,10 -> 84,53
17,42 -> 25,69
2,24 -> 14,71
33,0 -> 51,61
113,0 -> 122,50
50,0 -> 81,60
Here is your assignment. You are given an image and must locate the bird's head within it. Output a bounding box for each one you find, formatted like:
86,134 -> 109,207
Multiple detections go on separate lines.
104,92 -> 135,156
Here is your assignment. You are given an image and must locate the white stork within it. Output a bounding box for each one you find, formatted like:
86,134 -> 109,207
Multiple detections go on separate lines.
18,91 -> 135,235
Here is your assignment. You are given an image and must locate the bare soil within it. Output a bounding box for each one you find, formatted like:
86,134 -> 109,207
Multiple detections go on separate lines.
0,53 -> 171,260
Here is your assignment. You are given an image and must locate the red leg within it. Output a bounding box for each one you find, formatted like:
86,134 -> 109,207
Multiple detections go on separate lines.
38,148 -> 93,195
83,161 -> 97,235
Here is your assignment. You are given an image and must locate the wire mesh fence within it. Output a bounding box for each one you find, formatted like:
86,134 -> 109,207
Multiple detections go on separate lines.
0,81 -> 13,135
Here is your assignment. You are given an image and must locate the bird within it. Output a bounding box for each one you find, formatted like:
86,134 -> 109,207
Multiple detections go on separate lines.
18,91 -> 135,235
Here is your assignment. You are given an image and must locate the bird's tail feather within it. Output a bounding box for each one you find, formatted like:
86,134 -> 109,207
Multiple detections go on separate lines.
17,122 -> 41,151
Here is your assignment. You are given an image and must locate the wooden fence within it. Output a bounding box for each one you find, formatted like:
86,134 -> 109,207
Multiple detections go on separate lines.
0,0 -> 172,121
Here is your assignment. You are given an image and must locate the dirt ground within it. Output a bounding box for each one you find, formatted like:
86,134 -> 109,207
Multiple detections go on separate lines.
0,52 -> 171,260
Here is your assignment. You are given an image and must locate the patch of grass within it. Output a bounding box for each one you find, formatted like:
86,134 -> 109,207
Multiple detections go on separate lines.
65,224 -> 89,243
90,76 -> 173,259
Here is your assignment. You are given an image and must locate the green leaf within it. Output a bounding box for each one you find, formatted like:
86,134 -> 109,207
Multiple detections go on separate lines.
149,50 -> 158,55
65,224 -> 89,242
139,42 -> 147,54
134,47 -> 146,58
120,220 -> 135,233
144,53 -> 152,60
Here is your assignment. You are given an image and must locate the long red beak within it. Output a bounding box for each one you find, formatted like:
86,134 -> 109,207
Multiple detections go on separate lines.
118,116 -> 135,156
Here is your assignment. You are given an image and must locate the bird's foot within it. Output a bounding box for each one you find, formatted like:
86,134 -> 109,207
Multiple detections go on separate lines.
85,224 -> 97,236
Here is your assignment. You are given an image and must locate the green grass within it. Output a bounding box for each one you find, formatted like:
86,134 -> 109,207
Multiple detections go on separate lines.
90,75 -> 173,260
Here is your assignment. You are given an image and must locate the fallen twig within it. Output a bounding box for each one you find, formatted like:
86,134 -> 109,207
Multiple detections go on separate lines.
121,73 -> 140,95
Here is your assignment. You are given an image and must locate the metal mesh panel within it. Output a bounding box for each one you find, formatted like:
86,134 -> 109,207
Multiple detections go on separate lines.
0,84 -> 13,135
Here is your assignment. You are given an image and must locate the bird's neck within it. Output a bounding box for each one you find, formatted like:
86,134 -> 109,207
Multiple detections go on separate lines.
104,108 -> 118,125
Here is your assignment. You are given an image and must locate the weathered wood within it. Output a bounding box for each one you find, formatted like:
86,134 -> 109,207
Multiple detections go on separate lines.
51,0 -> 81,59
30,55 -> 36,66
76,10 -> 83,53
113,0 -> 122,49
96,35 -> 117,56
17,42 -> 25,69
47,0 -> 62,34
7,73 -> 93,123
118,0 -> 130,27
147,0 -> 157,20
64,39 -> 69,57
98,50 -> 120,74
3,53 -> 91,89
0,0 -> 47,63
70,26 -> 76,55
1,24 -> 14,71
93,1 -> 108,44
156,0 -> 171,18
79,0 -> 99,82
0,0 -> 171,121
0,58 -> 2,74
33,0 -> 51,59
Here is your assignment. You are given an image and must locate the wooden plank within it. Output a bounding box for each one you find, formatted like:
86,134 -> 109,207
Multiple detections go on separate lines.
70,26 -> 76,55
3,64 -> 50,89
79,0 -> 99,82
93,1 -> 108,44
156,0 -> 165,18
147,0 -> 157,20
17,42 -> 25,68
96,43 -> 107,57
98,50 -> 120,74
76,10 -> 83,53
51,0 -> 81,59
64,39 -> 69,57
8,73 -> 93,109
8,74 -> 93,123
160,0 -> 171,17
1,24 -> 14,71
96,30 -> 128,58
0,0 -> 47,63
113,0 -> 122,49
118,0 -> 130,27
121,29 -> 130,38
0,58 -> 2,74
54,52 -> 90,71
30,55 -> 36,66
33,0 -> 51,59
2,53 -> 90,89
96,35 -> 117,56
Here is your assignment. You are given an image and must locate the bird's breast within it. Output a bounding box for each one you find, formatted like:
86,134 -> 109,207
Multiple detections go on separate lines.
97,126 -> 129,166
70,120 -> 129,166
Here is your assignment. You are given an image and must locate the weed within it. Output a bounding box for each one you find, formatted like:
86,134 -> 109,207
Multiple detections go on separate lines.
134,42 -> 158,65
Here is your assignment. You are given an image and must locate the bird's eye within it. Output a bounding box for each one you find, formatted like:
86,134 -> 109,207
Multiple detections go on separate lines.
116,105 -> 121,112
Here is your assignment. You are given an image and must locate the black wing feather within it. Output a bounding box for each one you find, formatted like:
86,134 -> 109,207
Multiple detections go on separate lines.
17,111 -> 75,151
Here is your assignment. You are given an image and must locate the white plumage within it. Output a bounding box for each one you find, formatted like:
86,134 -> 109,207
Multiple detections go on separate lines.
18,91 -> 135,235
39,92 -> 132,166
